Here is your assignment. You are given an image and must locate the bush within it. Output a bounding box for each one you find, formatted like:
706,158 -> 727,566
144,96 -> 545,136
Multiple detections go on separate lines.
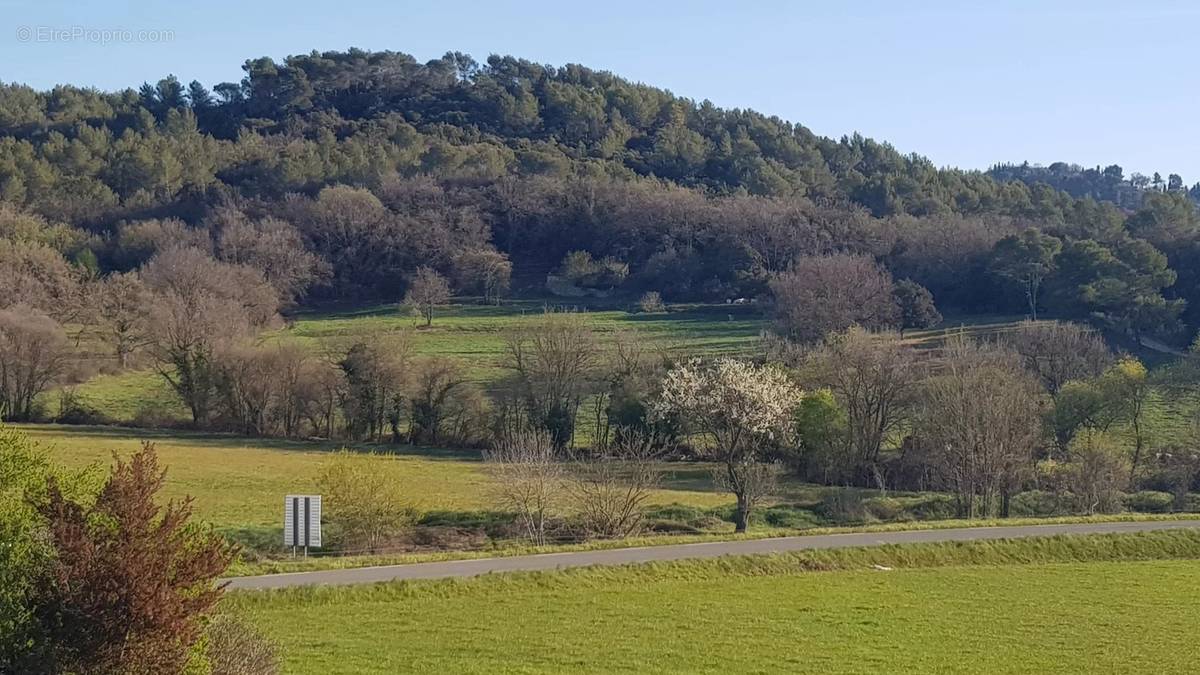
1010,490 -> 1067,517
643,504 -> 726,533
317,451 -> 420,553
903,494 -> 959,520
638,291 -> 666,313
761,504 -> 822,529
1066,431 -> 1129,514
55,389 -> 110,425
203,613 -> 279,675
861,494 -> 958,522
863,497 -> 904,521
1123,491 -> 1175,514
817,490 -> 867,523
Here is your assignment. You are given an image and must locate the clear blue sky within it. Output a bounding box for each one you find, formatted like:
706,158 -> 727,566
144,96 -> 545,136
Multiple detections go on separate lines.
3,0 -> 1197,179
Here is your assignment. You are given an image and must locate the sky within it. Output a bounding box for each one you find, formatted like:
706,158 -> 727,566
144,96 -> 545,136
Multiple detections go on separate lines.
2,0 -> 1197,179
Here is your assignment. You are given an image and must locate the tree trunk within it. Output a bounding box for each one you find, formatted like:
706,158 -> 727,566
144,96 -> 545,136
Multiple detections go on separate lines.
733,494 -> 750,533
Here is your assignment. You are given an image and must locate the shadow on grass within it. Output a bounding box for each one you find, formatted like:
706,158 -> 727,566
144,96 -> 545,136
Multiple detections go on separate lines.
18,424 -> 483,461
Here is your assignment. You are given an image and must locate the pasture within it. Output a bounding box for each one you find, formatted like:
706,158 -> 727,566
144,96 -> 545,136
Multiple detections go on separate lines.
61,299 -> 766,425
18,424 -> 735,535
228,531 -> 1200,674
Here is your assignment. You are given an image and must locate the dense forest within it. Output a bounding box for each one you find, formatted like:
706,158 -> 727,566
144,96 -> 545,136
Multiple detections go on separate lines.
2,48 -> 1200,336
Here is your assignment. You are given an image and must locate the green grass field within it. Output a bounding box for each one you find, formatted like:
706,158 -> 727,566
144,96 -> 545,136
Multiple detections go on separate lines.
17,424 -> 735,532
228,531 -> 1200,674
62,300 -> 767,425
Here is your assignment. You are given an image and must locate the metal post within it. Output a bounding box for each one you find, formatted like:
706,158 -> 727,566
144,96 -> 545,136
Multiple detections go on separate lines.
303,496 -> 310,558
292,496 -> 300,559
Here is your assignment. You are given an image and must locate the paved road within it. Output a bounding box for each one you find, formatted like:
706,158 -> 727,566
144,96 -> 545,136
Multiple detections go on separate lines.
224,519 -> 1200,590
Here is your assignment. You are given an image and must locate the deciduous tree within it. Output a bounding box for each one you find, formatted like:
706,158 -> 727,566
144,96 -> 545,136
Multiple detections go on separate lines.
770,253 -> 899,343
403,266 -> 452,326
0,306 -> 69,422
653,358 -> 802,531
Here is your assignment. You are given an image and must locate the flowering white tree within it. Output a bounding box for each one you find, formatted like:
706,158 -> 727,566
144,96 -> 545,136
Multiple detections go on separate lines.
653,359 -> 803,531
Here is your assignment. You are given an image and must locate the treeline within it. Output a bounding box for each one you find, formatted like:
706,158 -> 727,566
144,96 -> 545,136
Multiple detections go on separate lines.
0,49 -> 1111,223
989,161 -> 1200,210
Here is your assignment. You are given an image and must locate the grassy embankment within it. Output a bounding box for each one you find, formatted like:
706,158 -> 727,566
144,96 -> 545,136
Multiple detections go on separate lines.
227,530 -> 1200,673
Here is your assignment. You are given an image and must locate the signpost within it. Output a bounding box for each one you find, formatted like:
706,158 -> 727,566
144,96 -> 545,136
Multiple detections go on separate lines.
284,494 -> 322,558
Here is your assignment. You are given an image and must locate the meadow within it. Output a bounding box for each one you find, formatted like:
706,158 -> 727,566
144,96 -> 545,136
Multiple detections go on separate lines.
62,300 -> 767,425
228,531 -> 1200,674
18,424 -> 735,537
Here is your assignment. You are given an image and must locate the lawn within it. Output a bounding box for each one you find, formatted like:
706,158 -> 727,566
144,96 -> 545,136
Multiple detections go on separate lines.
229,532 -> 1200,674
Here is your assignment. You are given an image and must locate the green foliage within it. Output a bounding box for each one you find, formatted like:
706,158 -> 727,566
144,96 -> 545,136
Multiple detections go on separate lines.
1010,490 -> 1068,517
792,388 -> 849,482
988,228 -> 1061,317
0,425 -> 97,670
1123,490 -> 1175,513
893,278 -> 941,331
316,451 -> 420,553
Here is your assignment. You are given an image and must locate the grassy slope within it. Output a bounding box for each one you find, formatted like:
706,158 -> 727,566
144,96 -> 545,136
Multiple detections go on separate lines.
64,300 -> 765,424
230,531 -> 1200,674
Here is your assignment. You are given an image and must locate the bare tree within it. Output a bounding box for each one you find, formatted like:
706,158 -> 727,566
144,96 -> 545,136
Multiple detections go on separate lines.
917,337 -> 1043,517
0,240 -> 85,323
215,342 -> 313,437
803,327 -> 922,485
653,358 -> 802,532
484,428 -> 564,545
0,306 -> 69,421
769,253 -> 899,343
568,431 -> 662,538
94,271 -> 152,368
504,312 -> 598,450
339,335 -> 410,442
453,248 -> 512,304
409,357 -> 478,445
142,247 -> 279,426
1002,320 -> 1111,395
403,266 -> 452,326
214,213 -> 329,305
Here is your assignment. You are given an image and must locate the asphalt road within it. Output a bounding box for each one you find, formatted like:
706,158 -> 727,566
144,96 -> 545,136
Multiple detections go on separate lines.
224,519 -> 1200,590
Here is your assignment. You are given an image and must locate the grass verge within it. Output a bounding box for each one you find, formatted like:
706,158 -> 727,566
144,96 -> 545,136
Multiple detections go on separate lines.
227,512 -> 1199,575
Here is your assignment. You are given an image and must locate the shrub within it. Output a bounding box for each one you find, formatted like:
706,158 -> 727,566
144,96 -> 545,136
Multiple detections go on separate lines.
28,443 -> 235,673
643,504 -> 727,532
1123,491 -> 1175,514
817,490 -> 867,523
761,504 -> 822,529
863,496 -> 904,521
1066,431 -> 1129,514
638,291 -> 666,313
55,388 -> 109,425
903,494 -> 959,520
1010,490 -> 1066,517
316,451 -> 419,553
203,613 -> 279,675
569,432 -> 661,539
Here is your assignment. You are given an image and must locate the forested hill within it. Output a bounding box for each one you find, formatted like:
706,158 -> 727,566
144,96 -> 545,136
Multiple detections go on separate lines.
0,48 -> 1143,222
988,162 -> 1200,211
3,48 -> 1200,341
